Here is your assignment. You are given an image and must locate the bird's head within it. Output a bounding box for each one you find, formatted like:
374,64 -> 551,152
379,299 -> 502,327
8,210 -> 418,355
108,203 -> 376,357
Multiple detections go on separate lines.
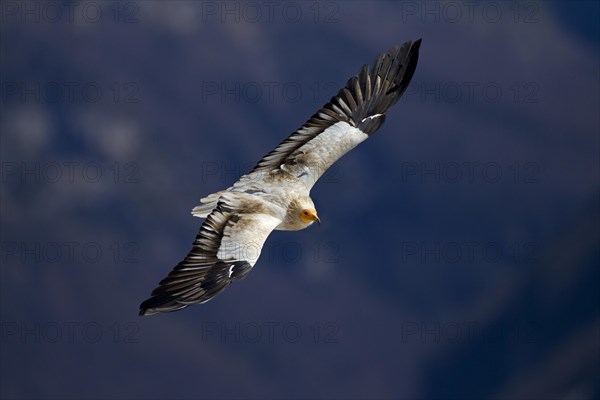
295,197 -> 320,227
299,208 -> 320,225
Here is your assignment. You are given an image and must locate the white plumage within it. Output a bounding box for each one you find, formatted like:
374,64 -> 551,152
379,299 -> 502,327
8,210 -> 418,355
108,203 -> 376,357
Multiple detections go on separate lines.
139,39 -> 421,315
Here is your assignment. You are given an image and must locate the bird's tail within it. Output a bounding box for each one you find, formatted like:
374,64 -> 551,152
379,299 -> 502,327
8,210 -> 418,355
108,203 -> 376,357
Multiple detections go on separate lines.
191,190 -> 226,218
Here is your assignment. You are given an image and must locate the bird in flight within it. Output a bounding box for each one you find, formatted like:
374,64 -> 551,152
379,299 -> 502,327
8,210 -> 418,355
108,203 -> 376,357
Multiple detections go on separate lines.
139,39 -> 422,315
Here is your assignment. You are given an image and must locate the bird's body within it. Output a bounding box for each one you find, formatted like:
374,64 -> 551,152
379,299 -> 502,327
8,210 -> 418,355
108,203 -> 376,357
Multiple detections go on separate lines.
140,40 -> 422,315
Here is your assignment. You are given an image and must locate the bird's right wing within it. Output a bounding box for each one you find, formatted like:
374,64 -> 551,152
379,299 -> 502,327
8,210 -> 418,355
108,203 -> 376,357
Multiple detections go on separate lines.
140,193 -> 282,315
249,39 -> 421,190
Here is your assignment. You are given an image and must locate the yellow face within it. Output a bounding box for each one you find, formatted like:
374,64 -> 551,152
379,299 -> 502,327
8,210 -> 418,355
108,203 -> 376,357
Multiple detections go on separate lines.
299,209 -> 320,225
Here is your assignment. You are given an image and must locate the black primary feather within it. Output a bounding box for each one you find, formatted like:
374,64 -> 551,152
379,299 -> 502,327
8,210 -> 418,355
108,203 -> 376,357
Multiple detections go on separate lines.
139,201 -> 252,316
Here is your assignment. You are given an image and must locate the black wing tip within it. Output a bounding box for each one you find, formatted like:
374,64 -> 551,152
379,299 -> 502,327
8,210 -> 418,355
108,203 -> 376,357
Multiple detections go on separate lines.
408,39 -> 422,61
138,291 -> 182,316
138,298 -> 160,316
383,38 -> 420,60
355,38 -> 422,124
138,296 -> 189,316
139,307 -> 151,317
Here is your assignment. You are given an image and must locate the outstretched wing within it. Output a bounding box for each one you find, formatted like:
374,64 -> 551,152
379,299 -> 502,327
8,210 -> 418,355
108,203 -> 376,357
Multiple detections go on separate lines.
139,193 -> 282,315
251,39 -> 421,189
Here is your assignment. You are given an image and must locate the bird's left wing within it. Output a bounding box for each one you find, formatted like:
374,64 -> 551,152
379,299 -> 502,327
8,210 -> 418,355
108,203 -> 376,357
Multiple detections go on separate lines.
249,39 -> 421,190
139,193 -> 282,315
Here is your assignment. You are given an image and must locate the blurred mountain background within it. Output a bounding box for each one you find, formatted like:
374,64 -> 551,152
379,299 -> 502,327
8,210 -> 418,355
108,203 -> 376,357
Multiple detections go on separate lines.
1,1 -> 598,399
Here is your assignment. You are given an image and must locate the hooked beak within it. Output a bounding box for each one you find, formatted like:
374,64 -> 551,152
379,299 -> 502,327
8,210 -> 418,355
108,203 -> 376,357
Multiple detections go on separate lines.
309,210 -> 321,226
301,209 -> 321,226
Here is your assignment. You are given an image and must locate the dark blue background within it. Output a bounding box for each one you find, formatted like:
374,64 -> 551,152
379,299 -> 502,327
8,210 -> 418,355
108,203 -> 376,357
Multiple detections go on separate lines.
1,1 -> 598,399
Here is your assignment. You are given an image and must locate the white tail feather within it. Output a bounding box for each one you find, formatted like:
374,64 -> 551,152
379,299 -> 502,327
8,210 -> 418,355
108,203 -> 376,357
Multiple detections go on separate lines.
191,191 -> 225,218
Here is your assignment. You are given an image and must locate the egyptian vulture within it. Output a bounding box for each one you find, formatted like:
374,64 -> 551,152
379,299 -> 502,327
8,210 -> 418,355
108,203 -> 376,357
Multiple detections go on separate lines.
139,39 -> 422,315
